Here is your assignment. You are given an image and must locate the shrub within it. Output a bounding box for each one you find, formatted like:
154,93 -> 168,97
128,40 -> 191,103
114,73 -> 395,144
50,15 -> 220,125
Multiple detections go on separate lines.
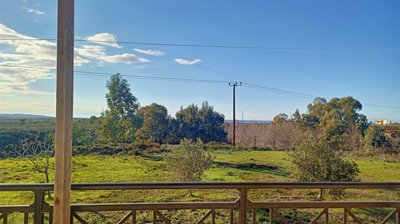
164,139 -> 212,195
291,141 -> 359,199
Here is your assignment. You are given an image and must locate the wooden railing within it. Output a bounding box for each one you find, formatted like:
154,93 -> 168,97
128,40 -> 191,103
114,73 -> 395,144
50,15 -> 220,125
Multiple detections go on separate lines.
0,182 -> 399,223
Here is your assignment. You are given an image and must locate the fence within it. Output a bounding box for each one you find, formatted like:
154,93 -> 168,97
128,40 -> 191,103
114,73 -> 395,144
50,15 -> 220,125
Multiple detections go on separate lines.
0,182 -> 399,223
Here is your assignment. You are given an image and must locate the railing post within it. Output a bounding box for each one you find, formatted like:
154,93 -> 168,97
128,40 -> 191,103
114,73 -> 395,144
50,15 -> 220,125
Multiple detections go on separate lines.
239,188 -> 247,224
33,190 -> 44,224
325,208 -> 329,224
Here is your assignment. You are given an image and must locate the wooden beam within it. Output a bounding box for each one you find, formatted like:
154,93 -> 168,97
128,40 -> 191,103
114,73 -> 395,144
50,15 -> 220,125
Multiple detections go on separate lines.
53,0 -> 74,223
239,188 -> 247,224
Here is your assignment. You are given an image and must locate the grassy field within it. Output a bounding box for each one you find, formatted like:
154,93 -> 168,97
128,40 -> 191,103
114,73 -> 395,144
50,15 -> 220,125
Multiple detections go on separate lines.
1,150 -> 399,223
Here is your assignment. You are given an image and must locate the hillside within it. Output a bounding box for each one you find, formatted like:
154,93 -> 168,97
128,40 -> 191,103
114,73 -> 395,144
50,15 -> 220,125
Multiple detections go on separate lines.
0,114 -> 53,120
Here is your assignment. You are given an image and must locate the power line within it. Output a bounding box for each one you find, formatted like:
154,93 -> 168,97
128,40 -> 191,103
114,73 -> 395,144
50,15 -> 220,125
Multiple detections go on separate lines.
243,83 -> 400,110
0,64 -> 230,83
1,38 -> 400,52
242,83 -> 318,99
363,103 -> 400,110
1,64 -> 400,110
74,70 -> 231,84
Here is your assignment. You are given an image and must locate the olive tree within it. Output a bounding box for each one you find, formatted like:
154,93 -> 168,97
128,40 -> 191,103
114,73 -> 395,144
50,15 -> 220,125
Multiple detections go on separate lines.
164,139 -> 212,196
291,141 -> 359,200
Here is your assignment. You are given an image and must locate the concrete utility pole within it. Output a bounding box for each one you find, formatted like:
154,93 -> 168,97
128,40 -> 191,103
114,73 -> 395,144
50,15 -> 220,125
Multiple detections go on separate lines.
229,82 -> 242,148
53,0 -> 74,223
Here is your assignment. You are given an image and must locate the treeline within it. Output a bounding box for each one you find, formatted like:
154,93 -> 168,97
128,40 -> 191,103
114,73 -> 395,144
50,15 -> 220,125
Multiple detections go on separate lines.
231,97 -> 400,154
90,74 -> 227,147
0,73 -> 227,156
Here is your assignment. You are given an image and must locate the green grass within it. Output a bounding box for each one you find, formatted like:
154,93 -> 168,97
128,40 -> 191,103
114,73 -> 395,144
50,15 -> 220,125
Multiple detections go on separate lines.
1,150 -> 399,223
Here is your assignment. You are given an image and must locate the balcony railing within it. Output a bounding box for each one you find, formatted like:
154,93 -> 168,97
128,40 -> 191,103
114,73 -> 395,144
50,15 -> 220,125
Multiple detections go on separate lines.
0,182 -> 399,224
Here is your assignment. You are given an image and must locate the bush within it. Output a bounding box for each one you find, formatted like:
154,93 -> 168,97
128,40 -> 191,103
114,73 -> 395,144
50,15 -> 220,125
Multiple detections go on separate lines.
291,141 -> 360,199
164,139 -> 212,183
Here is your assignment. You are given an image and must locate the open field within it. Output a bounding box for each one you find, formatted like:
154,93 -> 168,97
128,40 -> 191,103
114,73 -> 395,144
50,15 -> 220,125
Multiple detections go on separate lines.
1,150 -> 399,223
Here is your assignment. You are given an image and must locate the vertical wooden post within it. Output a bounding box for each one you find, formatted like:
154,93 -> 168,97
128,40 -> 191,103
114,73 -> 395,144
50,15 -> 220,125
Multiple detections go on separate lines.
269,209 -> 274,224
325,208 -> 329,224
239,188 -> 247,224
33,190 -> 44,224
53,0 -> 74,223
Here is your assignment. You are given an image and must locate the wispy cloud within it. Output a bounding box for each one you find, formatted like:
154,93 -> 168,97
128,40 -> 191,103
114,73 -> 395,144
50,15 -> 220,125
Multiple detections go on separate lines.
22,7 -> 45,15
0,23 -> 149,95
0,23 -> 59,95
133,48 -> 165,56
174,58 -> 202,65
86,33 -> 121,48
75,45 -> 149,64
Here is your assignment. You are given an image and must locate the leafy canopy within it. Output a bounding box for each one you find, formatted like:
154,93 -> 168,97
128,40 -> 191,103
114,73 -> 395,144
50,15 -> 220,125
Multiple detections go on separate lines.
164,139 -> 212,182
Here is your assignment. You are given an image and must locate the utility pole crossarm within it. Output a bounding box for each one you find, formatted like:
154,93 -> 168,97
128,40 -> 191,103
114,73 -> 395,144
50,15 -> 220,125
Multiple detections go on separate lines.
228,82 -> 242,149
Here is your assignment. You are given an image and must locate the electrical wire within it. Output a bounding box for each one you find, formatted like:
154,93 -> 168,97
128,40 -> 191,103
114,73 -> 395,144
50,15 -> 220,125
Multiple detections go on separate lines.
1,38 -> 399,52
1,64 -> 400,110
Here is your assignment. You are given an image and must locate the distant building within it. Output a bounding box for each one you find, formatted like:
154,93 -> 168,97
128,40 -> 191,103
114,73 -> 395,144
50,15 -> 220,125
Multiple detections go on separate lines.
375,119 -> 392,125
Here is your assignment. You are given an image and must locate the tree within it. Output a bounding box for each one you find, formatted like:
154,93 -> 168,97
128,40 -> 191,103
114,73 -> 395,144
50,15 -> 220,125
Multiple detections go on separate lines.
175,104 -> 201,141
291,109 -> 301,124
291,141 -> 359,200
296,97 -> 369,150
164,139 -> 212,196
198,102 -> 227,142
175,102 -> 227,143
165,116 -> 181,144
363,125 -> 391,150
14,138 -> 53,199
343,124 -> 363,156
273,113 -> 289,124
101,74 -> 140,147
136,103 -> 169,144
73,122 -> 97,148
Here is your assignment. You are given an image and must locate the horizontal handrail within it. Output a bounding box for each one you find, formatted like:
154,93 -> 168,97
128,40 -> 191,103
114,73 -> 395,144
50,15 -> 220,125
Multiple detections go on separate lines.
249,201 -> 400,209
0,182 -> 399,224
1,182 -> 400,191
72,201 -> 239,211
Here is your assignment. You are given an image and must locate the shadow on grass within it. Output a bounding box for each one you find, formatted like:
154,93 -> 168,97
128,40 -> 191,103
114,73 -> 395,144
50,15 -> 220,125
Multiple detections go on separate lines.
140,154 -> 163,161
214,161 -> 290,177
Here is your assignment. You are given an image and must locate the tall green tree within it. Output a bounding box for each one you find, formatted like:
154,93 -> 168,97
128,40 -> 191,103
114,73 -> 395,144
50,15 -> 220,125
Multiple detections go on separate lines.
176,104 -> 201,140
136,103 -> 169,144
101,74 -> 140,146
175,102 -> 226,143
198,102 -> 227,142
294,97 -> 370,150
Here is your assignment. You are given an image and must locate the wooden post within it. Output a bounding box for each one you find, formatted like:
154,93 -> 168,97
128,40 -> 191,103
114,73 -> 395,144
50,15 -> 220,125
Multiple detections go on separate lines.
53,0 -> 74,223
239,188 -> 247,224
33,190 -> 44,224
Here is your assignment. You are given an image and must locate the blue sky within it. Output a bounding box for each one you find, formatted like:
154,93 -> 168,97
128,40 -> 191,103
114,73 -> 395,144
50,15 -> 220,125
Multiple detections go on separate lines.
0,0 -> 399,121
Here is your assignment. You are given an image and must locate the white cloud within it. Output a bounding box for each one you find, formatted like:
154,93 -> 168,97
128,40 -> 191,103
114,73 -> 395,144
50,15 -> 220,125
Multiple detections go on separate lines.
0,23 -> 57,95
86,33 -> 121,48
22,7 -> 45,15
174,58 -> 202,65
133,48 -> 165,56
0,24 -> 149,96
75,45 -> 150,64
